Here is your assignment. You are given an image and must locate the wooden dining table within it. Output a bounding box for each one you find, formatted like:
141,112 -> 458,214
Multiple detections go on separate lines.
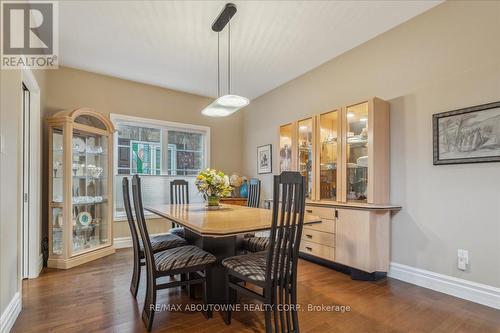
145,203 -> 321,304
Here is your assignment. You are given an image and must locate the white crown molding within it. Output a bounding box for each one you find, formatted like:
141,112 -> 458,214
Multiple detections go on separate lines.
389,262 -> 500,310
0,292 -> 21,333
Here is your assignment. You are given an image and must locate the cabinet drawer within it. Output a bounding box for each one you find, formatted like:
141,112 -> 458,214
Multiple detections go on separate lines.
302,229 -> 335,246
300,240 -> 335,261
305,205 -> 336,220
304,218 -> 335,233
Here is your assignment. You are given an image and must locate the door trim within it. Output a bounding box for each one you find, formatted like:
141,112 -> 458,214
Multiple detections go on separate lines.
21,67 -> 42,279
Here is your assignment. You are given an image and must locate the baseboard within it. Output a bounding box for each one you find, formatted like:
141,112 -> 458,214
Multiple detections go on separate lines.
0,292 -> 21,333
113,236 -> 132,249
388,262 -> 500,310
113,233 -> 164,249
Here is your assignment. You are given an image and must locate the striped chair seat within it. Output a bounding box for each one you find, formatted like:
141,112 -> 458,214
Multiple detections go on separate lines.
222,251 -> 267,282
154,245 -> 216,272
139,233 -> 187,253
168,227 -> 185,238
242,236 -> 270,253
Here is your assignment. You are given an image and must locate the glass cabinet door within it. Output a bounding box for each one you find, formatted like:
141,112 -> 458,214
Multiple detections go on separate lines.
71,129 -> 110,254
279,123 -> 294,172
51,127 -> 64,256
345,102 -> 369,203
319,111 -> 339,201
298,118 -> 313,198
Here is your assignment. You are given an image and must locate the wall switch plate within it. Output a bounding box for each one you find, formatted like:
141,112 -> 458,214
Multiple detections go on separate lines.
0,135 -> 4,154
457,249 -> 469,271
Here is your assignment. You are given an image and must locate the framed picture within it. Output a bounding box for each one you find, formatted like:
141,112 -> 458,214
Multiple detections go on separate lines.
433,101 -> 500,165
257,144 -> 272,174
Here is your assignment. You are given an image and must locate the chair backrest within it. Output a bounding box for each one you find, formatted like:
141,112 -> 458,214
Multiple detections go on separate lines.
122,177 -> 141,258
131,175 -> 156,273
247,178 -> 261,208
265,171 -> 306,330
170,179 -> 189,204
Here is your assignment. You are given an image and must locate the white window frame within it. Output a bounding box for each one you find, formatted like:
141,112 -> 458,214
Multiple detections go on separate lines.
110,114 -> 210,221
110,113 -> 211,177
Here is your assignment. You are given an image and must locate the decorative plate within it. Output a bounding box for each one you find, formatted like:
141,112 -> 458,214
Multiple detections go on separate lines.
77,211 -> 92,226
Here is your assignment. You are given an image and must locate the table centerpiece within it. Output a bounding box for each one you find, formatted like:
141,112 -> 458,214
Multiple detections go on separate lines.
195,168 -> 232,208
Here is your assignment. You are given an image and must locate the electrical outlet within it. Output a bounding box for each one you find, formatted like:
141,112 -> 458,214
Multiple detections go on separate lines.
457,249 -> 469,271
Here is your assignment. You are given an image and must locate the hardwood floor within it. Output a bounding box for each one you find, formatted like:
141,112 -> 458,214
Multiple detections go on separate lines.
13,249 -> 500,333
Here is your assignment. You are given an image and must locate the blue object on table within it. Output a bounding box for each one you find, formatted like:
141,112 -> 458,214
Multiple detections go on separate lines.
239,180 -> 248,198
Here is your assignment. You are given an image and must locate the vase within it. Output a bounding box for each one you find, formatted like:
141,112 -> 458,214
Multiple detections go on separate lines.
239,180 -> 248,198
207,195 -> 220,206
232,187 -> 240,198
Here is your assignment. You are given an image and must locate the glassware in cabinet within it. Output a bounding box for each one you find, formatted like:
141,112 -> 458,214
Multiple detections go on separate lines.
319,110 -> 340,201
298,118 -> 313,198
345,102 -> 369,203
71,130 -> 110,254
279,123 -> 294,172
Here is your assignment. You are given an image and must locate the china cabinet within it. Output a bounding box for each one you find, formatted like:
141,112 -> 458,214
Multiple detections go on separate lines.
47,108 -> 115,269
277,97 -> 399,279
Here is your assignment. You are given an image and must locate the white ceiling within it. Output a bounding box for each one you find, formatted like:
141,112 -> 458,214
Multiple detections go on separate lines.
59,1 -> 441,100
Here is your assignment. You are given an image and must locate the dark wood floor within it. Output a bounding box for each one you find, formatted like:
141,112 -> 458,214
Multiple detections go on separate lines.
13,249 -> 500,333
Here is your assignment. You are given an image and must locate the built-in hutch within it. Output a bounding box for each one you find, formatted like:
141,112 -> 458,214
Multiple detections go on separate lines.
278,97 -> 400,279
47,108 -> 115,269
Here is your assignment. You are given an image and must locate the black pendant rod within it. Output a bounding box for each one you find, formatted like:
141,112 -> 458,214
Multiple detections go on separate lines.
228,20 -> 231,94
212,3 -> 237,32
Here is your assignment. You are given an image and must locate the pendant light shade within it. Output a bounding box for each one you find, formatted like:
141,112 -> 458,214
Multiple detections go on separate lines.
201,94 -> 249,117
202,3 -> 249,117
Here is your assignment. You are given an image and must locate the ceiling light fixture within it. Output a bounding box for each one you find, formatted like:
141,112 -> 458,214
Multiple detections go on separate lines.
202,3 -> 249,117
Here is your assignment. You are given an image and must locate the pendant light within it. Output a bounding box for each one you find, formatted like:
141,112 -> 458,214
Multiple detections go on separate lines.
202,3 -> 249,117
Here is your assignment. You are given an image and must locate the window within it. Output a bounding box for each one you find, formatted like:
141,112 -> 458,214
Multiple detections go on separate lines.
111,114 -> 210,219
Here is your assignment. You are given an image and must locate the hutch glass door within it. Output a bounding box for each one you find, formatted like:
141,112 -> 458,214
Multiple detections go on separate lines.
319,111 -> 339,201
345,102 -> 369,202
279,123 -> 294,172
71,127 -> 110,254
51,127 -> 64,256
298,118 -> 313,198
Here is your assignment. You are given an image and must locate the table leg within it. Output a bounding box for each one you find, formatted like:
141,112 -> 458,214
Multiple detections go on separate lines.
185,230 -> 240,305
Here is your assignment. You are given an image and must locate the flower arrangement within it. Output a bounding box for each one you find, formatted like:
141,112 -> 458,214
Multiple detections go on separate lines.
229,173 -> 245,187
195,169 -> 232,206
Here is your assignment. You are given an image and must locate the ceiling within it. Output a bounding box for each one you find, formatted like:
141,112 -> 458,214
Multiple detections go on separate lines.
59,1 -> 441,100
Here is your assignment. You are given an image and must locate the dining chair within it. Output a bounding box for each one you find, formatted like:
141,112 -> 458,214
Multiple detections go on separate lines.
132,174 -> 216,331
122,177 -> 188,297
222,171 -> 306,333
242,178 -> 270,253
247,178 -> 261,208
168,179 -> 189,238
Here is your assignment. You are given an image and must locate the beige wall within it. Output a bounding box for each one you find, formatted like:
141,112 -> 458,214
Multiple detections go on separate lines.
242,1 -> 500,287
0,69 -> 22,315
42,66 -> 244,238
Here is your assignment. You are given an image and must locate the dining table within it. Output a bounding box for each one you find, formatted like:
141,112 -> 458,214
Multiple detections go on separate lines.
145,203 -> 322,305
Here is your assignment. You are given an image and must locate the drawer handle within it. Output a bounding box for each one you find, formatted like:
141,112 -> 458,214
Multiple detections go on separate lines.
306,234 -> 313,238
305,246 -> 312,251
306,209 -> 313,213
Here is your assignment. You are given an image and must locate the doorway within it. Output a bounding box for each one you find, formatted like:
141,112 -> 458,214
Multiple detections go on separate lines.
20,68 -> 42,279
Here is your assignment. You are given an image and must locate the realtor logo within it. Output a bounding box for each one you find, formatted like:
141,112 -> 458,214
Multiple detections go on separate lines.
1,1 -> 58,69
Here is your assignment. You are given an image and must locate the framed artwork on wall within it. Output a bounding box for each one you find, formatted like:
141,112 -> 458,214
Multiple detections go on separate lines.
433,101 -> 500,165
257,144 -> 272,174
